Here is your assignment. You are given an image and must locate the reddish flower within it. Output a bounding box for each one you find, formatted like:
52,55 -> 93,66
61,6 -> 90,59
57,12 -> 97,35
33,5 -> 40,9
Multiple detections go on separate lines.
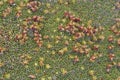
58,25 -> 64,31
8,0 -> 14,5
90,55 -> 96,62
108,35 -> 114,43
64,11 -> 71,18
108,54 -> 115,61
108,45 -> 114,50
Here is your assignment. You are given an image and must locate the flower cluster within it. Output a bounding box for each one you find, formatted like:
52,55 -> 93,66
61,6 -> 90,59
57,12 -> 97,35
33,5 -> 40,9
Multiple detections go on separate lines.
58,11 -> 104,41
15,26 -> 28,45
73,44 -> 91,54
19,54 -> 32,65
2,7 -> 11,18
58,11 -> 104,55
27,1 -> 40,12
15,16 -> 44,47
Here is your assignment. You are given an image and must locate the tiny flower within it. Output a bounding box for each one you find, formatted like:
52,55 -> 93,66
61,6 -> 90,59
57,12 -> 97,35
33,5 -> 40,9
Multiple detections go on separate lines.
108,45 -> 114,50
63,47 -> 68,52
64,11 -> 70,17
28,74 -> 36,79
39,61 -> 44,66
46,64 -> 51,69
98,35 -> 105,41
22,60 -> 29,65
43,35 -> 49,39
81,40 -> 86,45
117,38 -> 120,46
58,49 -> 64,55
3,73 -> 10,79
72,17 -> 80,22
0,47 -> 6,53
46,3 -> 51,8
34,62 -> 38,66
90,55 -> 97,62
58,25 -> 64,31
92,76 -> 97,80
108,54 -> 115,61
73,56 -> 79,64
47,44 -> 52,49
108,35 -> 114,43
88,70 -> 94,76
93,45 -> 99,51
64,40 -> 69,45
16,11 -> 22,18
56,18 -> 60,22
61,68 -> 67,75
0,62 -> 4,67
106,64 -> 112,73
51,50 -> 55,55
44,9 -> 49,14
80,66 -> 85,70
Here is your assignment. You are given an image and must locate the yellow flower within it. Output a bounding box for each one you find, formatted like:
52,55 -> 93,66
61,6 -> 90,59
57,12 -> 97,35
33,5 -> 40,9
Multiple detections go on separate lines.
58,0 -> 63,4
56,18 -> 60,22
46,64 -> 51,69
61,68 -> 67,75
81,40 -> 86,45
55,40 -> 59,44
27,10 -> 32,14
92,76 -> 97,80
44,10 -> 49,14
69,54 -> 74,59
58,49 -> 64,55
46,3 -> 51,8
62,19 -> 66,23
51,9 -> 55,13
39,57 -> 44,66
33,47 -> 39,52
34,62 -> 38,66
16,6 -> 21,11
4,73 -> 10,79
41,77 -> 46,80
81,66 -> 85,70
63,47 -> 68,52
47,44 -> 52,49
72,0 -> 76,4
51,51 -> 55,55
87,20 -> 92,26
88,70 -> 94,76
39,57 -> 44,61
